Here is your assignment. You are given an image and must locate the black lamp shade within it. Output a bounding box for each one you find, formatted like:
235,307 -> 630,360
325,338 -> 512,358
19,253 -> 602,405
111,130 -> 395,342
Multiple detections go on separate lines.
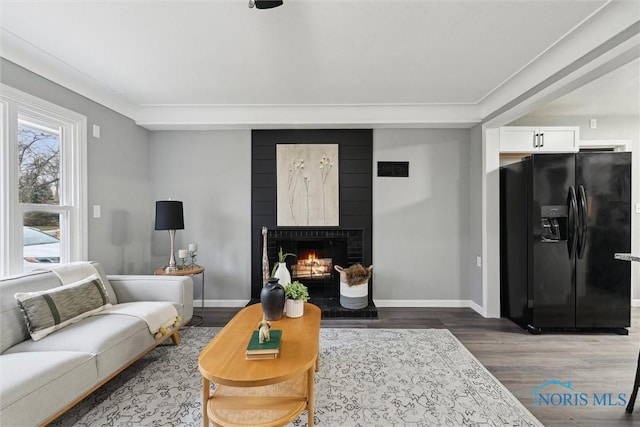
256,0 -> 283,9
155,201 -> 184,230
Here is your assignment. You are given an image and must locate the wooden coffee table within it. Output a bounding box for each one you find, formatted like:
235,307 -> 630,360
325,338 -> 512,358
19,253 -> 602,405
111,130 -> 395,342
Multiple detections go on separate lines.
198,303 -> 321,427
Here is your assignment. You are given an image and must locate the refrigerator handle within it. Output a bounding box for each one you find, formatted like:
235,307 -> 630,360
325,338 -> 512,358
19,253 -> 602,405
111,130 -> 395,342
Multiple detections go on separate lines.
567,186 -> 578,259
577,185 -> 588,259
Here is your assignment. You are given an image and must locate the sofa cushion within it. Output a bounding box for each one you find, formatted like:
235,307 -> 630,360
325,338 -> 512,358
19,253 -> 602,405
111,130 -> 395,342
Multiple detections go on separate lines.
0,270 -> 62,352
0,351 -> 95,408
0,351 -> 97,426
15,273 -> 111,341
4,312 -> 156,379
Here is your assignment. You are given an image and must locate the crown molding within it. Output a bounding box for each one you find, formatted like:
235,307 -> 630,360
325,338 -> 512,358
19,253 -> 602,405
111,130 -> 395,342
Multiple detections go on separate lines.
0,28 -> 139,119
135,103 -> 481,130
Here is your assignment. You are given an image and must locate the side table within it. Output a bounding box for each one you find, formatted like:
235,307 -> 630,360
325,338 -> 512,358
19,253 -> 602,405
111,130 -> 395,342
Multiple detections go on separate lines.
155,265 -> 205,327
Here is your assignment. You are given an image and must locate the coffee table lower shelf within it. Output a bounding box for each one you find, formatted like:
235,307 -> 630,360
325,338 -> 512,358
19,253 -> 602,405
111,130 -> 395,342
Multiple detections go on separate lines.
207,374 -> 309,427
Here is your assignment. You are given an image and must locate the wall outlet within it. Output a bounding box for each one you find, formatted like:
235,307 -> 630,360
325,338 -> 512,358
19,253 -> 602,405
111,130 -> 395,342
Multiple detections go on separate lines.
589,118 -> 597,129
476,256 -> 482,267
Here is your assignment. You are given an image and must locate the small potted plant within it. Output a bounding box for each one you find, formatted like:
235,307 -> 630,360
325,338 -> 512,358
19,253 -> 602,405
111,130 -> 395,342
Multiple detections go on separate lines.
284,281 -> 309,318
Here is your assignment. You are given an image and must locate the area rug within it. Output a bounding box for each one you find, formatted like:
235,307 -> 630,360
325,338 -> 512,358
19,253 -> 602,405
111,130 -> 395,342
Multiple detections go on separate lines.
53,328 -> 542,426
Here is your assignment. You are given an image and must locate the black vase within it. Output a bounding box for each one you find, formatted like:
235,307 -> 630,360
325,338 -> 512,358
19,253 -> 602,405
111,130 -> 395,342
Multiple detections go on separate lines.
260,277 -> 285,320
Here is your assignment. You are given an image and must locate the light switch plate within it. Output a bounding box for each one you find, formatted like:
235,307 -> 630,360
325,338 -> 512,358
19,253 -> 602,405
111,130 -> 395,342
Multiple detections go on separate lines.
93,205 -> 101,218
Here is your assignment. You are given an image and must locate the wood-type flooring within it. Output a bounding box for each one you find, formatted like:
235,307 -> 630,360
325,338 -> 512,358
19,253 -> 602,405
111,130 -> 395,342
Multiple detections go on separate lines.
193,306 -> 640,426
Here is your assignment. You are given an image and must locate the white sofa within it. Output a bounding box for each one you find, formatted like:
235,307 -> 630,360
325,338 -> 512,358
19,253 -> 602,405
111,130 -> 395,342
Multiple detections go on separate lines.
0,262 -> 193,427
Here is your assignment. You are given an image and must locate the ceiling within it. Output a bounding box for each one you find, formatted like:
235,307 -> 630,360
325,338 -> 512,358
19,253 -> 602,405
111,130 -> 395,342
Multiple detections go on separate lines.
0,0 -> 637,128
521,57 -> 639,117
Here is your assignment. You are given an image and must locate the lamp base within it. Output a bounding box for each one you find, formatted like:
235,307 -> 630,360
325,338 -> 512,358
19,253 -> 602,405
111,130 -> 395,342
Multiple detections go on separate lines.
165,229 -> 178,273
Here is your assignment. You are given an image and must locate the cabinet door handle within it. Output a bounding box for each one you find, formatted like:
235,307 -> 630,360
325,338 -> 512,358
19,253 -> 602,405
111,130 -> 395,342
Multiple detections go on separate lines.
534,133 -> 538,148
540,132 -> 544,147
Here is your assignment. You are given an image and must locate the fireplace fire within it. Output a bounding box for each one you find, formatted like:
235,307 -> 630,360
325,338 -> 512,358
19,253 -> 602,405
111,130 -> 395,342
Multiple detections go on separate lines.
292,252 -> 332,280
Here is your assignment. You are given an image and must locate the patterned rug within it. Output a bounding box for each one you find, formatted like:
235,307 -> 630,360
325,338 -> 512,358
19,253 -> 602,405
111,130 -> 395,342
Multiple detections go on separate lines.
53,328 -> 542,426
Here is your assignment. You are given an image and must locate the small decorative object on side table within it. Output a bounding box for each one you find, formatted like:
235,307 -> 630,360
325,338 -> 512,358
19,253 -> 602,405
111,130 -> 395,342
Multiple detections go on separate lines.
178,249 -> 189,269
155,265 -> 205,327
188,243 -> 199,268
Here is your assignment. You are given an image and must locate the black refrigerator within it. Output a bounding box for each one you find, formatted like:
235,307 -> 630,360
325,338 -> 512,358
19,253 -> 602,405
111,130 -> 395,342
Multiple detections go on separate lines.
500,152 -> 631,332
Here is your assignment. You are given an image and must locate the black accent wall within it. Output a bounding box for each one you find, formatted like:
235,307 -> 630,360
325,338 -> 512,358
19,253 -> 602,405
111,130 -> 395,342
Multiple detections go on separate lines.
251,129 -> 373,301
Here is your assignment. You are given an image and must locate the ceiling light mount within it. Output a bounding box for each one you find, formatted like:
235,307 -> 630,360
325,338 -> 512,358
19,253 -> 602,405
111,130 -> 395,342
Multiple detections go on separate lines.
249,0 -> 283,9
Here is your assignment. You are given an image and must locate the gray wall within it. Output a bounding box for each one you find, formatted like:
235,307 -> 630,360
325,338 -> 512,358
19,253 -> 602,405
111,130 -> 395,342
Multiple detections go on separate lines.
149,131 -> 252,303
468,124 -> 483,306
0,59 -> 152,275
148,129 -> 473,305
372,129 -> 471,302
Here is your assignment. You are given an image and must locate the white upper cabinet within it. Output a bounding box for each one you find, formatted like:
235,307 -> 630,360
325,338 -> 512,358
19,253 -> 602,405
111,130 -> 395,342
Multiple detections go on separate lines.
500,126 -> 579,153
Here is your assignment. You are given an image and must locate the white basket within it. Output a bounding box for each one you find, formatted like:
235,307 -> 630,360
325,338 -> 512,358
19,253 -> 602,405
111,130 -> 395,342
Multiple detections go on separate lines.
340,281 -> 368,298
339,281 -> 368,309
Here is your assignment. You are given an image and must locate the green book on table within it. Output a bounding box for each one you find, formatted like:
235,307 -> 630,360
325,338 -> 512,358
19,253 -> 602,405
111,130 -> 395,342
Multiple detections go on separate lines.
246,329 -> 282,356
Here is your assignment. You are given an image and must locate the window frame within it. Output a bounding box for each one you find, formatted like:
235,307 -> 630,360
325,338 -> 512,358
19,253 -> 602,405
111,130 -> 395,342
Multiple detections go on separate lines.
0,84 -> 87,277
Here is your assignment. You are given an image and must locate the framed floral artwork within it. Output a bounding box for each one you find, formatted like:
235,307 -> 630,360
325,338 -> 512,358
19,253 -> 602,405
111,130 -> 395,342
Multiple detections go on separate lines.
276,144 -> 339,226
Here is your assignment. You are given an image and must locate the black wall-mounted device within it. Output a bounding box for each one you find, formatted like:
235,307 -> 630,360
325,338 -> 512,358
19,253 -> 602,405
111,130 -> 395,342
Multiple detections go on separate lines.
377,161 -> 409,177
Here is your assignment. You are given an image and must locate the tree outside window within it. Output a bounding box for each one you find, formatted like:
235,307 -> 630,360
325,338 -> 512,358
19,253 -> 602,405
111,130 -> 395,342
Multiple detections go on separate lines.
18,123 -> 61,235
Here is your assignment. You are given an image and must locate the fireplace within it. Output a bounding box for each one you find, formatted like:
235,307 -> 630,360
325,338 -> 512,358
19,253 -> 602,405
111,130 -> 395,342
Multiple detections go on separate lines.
263,229 -> 376,318
251,129 -> 376,318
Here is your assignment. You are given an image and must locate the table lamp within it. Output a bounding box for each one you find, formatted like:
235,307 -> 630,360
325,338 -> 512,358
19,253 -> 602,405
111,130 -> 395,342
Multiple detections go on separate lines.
155,200 -> 184,272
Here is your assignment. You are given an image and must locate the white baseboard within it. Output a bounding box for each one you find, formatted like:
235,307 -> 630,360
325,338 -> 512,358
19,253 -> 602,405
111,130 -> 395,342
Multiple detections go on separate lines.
374,299 -> 488,317
196,299 -> 250,308
199,299 -> 485,309
467,300 -> 486,317
374,299 -> 478,309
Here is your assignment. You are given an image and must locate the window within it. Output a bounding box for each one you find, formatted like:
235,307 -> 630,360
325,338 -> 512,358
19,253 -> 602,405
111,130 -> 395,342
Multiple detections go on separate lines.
1,85 -> 87,277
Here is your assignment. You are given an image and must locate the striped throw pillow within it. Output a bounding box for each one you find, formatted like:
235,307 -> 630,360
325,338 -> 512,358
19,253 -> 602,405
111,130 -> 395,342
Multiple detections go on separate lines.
15,274 -> 112,341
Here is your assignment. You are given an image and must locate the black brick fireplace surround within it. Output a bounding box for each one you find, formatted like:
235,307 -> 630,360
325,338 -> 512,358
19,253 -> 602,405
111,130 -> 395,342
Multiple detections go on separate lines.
251,130 -> 377,318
